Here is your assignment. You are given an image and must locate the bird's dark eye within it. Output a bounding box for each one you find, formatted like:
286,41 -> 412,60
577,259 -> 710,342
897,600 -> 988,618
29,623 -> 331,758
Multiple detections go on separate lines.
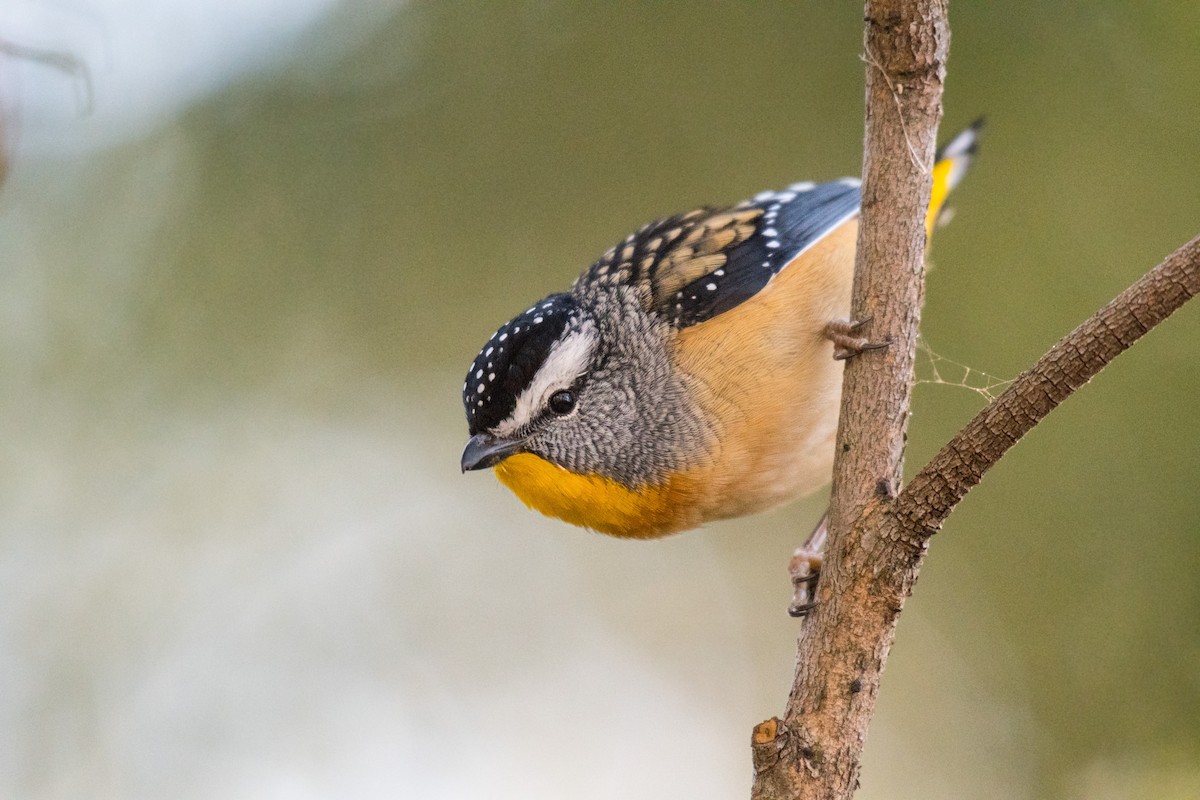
548,389 -> 576,415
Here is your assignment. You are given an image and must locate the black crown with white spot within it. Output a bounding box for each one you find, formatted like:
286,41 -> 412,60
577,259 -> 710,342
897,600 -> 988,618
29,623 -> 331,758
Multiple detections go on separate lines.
463,293 -> 579,435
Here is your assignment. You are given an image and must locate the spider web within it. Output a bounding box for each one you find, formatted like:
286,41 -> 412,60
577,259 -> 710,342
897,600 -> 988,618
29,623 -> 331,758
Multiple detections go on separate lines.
914,338 -> 1013,403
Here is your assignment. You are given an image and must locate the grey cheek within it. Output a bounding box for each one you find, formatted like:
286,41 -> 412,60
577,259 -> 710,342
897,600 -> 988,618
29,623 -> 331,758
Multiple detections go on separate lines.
521,431 -> 554,464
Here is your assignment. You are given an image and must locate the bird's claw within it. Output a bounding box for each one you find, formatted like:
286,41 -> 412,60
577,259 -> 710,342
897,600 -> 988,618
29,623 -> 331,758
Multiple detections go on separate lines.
788,547 -> 823,617
825,317 -> 891,360
788,511 -> 828,617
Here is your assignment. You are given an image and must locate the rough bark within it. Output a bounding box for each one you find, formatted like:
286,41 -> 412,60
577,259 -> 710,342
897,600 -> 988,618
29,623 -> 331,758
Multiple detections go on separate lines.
750,2 -> 1200,798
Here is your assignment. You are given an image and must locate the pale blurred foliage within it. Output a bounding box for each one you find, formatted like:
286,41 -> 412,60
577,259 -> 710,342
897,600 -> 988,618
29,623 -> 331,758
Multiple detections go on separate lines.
1,2 -> 1198,798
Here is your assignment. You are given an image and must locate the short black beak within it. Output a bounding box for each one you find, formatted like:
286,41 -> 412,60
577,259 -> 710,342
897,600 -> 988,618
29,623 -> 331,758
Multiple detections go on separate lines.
461,433 -> 524,472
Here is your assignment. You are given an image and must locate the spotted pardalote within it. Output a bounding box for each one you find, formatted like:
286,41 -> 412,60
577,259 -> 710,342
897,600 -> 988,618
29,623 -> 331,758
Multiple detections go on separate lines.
461,121 -> 982,538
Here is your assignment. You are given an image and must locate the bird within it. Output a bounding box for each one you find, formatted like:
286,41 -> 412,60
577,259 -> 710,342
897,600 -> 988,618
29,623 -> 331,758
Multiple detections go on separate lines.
460,120 -> 982,539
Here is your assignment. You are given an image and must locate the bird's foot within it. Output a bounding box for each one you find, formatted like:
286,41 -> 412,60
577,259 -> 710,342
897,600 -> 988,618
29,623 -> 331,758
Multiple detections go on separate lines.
788,512 -> 828,617
788,552 -> 821,617
825,317 -> 891,360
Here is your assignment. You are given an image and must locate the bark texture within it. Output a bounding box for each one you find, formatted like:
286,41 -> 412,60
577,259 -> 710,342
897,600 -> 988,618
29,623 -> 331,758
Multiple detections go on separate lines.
750,3 -> 1200,798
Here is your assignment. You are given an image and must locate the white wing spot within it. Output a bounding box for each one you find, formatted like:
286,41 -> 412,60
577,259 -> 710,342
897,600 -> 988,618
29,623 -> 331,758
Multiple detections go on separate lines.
706,283 -> 717,291
488,372 -> 496,381
477,383 -> 485,393
789,181 -> 816,192
767,240 -> 781,249
762,227 -> 778,238
714,269 -> 725,276
475,369 -> 483,379
754,190 -> 775,202
499,333 -> 508,342
776,192 -> 796,203
485,347 -> 494,357
839,177 -> 862,188
534,316 -> 544,324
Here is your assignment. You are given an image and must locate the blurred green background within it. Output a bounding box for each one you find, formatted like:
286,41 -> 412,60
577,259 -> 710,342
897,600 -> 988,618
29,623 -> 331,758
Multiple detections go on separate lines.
2,2 -> 1199,798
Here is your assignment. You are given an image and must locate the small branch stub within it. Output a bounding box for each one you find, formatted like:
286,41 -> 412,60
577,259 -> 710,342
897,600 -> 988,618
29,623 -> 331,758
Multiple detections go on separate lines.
751,718 -> 784,773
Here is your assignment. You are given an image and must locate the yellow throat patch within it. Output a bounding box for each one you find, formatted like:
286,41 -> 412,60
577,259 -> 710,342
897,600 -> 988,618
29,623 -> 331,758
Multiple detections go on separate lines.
493,453 -> 696,539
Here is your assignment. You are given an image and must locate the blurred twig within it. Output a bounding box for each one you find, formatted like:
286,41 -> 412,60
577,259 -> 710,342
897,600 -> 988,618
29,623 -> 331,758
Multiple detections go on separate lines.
0,37 -> 93,186
0,37 -> 94,114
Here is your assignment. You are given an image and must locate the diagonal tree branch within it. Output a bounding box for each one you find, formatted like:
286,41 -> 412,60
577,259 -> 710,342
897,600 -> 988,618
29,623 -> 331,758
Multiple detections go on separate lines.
896,234 -> 1200,535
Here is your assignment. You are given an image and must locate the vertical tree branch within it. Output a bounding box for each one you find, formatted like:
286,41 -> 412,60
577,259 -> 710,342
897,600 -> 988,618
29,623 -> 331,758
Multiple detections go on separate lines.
834,3 -> 947,521
751,2 -> 949,798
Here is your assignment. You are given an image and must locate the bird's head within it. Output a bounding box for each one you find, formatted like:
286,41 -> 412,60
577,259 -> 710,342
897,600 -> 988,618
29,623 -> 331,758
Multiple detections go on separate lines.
461,293 -> 597,472
460,288 -> 705,497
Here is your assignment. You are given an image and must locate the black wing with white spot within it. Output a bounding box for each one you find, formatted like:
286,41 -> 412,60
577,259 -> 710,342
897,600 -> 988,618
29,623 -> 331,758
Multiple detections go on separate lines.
574,179 -> 862,328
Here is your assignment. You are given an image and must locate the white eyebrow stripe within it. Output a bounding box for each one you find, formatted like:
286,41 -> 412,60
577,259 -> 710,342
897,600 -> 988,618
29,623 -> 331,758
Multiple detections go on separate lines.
493,323 -> 597,437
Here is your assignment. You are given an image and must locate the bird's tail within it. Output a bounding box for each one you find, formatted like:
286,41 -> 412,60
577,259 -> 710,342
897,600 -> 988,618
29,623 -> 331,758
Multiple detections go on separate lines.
925,117 -> 984,238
